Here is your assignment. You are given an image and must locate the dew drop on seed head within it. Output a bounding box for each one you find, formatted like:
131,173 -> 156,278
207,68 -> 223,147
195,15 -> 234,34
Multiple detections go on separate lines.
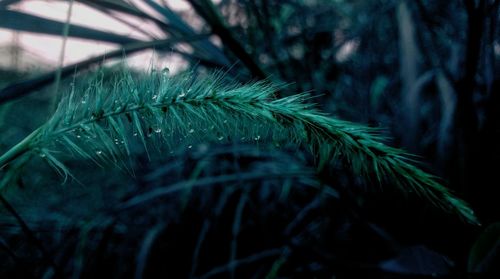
152,95 -> 158,100
96,150 -> 103,155
188,129 -> 195,133
254,135 -> 261,140
39,153 -> 46,158
223,120 -> 228,123
133,132 -> 138,137
155,128 -> 162,133
218,136 -> 224,141
188,145 -> 192,149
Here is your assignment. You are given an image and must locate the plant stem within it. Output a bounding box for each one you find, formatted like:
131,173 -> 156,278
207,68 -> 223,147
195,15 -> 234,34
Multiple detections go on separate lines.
51,0 -> 75,113
0,126 -> 41,168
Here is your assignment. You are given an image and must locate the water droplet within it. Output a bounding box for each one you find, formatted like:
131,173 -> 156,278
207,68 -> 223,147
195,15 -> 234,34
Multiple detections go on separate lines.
178,93 -> 186,98
39,153 -> 46,158
76,135 -> 81,139
210,125 -> 215,130
133,132 -> 138,137
81,99 -> 87,104
155,128 -> 162,133
241,137 -> 246,140
188,129 -> 195,133
162,67 -> 170,75
223,120 -> 228,124
218,136 -> 224,141
152,95 -> 158,100
254,135 -> 261,140
96,150 -> 103,155
188,145 -> 192,149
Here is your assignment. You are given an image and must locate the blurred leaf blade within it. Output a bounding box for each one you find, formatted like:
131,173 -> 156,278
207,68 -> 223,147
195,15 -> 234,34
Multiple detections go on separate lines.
143,0 -> 232,67
76,0 -> 172,35
468,222 -> 500,273
0,0 -> 20,8
186,0 -> 268,79
77,0 -> 145,18
0,35 -> 209,104
0,9 -> 141,45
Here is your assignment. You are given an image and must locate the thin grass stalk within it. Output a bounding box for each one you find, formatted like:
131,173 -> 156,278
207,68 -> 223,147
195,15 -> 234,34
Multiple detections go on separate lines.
51,0 -> 75,113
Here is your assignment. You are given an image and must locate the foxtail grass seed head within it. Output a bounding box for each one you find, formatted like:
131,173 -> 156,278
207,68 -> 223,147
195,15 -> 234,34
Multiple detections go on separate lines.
0,68 -> 479,225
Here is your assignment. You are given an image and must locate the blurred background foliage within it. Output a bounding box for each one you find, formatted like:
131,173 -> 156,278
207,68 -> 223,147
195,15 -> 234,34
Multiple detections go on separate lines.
0,0 -> 499,278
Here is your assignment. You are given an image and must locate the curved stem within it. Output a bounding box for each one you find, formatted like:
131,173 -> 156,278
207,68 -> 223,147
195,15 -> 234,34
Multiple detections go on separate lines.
0,126 -> 41,168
